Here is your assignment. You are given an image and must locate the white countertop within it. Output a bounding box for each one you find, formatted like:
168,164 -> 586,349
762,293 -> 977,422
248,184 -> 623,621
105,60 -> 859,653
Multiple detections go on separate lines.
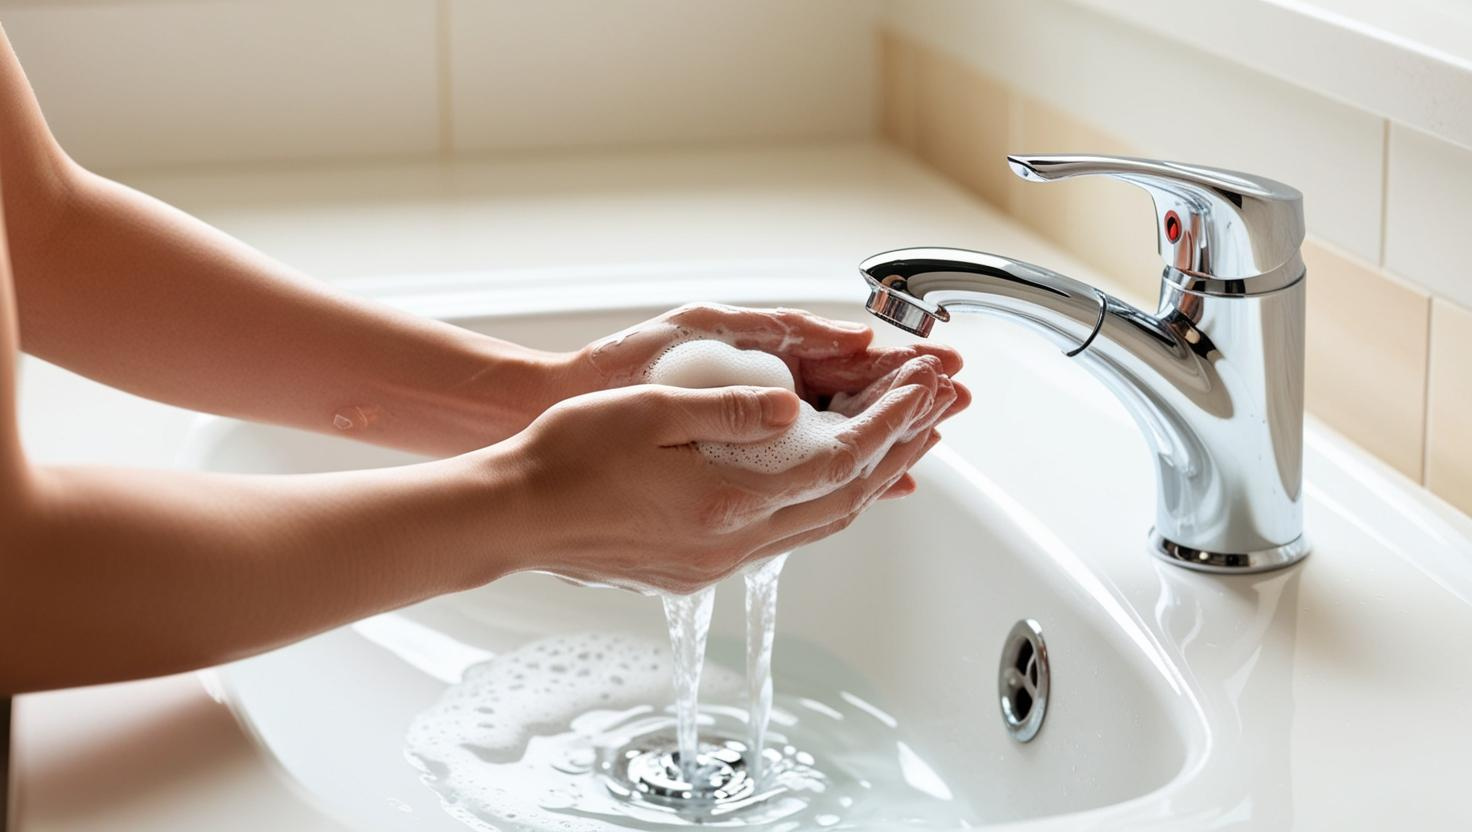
13,142 -> 1114,830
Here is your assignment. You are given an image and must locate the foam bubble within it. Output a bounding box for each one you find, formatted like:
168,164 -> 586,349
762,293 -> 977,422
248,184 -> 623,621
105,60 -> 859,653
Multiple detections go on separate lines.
645,340 -> 855,476
405,634 -> 744,831
645,340 -> 795,392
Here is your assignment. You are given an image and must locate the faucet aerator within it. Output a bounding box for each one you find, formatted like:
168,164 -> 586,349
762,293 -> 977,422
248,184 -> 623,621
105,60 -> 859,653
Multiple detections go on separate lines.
864,285 -> 937,337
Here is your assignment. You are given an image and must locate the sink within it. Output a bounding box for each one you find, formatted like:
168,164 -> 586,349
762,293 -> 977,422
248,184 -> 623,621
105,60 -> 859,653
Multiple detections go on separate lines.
183,265 -> 1472,829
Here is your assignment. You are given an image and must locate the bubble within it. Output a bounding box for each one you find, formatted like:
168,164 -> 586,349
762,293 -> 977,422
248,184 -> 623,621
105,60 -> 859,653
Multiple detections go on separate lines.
644,339 -> 795,392
645,340 -> 859,479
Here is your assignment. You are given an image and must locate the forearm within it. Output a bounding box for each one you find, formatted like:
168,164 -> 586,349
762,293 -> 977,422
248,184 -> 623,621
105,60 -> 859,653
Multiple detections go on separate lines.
10,168 -> 562,454
0,449 -> 528,693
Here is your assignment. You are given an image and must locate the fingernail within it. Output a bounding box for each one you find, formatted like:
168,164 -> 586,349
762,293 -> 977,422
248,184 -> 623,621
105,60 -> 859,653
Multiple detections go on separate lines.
834,319 -> 870,331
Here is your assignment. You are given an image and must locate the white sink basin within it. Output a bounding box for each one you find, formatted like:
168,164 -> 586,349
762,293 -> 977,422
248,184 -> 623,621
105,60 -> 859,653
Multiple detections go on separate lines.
183,267 -> 1472,829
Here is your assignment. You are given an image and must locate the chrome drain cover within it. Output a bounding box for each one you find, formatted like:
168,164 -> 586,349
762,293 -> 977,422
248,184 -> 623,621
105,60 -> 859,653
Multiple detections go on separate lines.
618,740 -> 753,806
999,619 -> 1049,742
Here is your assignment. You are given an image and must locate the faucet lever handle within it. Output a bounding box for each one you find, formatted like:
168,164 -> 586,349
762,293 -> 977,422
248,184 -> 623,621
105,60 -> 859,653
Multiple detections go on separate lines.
1008,154 -> 1304,291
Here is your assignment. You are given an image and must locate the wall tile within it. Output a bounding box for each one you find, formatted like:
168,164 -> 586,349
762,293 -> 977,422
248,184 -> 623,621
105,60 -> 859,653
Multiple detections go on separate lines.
1426,299 -> 1472,515
1302,240 -> 1431,480
1385,124 -> 1472,310
1,1 -> 440,171
447,0 -> 879,153
1010,97 -> 1160,306
885,0 -> 1386,264
913,45 -> 1012,210
878,29 -> 919,153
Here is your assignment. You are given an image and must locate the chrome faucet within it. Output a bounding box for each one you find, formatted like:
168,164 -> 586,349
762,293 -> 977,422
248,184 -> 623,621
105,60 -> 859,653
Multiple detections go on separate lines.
863,154 -> 1308,573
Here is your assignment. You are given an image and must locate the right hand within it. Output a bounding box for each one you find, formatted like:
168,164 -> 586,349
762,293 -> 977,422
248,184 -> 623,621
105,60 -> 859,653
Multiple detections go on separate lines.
486,357 -> 950,594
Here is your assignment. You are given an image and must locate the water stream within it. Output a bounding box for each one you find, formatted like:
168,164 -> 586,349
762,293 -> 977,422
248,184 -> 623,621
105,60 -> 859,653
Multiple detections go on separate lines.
742,553 -> 790,782
658,586 -> 717,784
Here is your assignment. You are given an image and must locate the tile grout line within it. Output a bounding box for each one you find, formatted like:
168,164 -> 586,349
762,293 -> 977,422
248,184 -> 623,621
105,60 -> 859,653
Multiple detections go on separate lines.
436,0 -> 454,158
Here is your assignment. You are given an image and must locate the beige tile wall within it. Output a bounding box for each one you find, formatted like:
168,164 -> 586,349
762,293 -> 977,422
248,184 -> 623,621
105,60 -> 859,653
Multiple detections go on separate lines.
0,0 -> 881,171
447,0 -> 879,154
878,28 -> 1472,518
2,0 -> 443,171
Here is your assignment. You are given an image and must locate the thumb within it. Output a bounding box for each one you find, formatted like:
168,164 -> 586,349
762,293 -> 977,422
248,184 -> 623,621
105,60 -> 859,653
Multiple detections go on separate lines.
650,385 -> 801,445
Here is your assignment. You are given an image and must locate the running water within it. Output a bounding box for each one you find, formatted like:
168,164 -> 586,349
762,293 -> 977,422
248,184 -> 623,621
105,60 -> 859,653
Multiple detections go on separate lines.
403,631 -> 975,830
743,553 -> 790,781
659,586 -> 716,784
399,338 -> 968,828
657,551 -> 788,791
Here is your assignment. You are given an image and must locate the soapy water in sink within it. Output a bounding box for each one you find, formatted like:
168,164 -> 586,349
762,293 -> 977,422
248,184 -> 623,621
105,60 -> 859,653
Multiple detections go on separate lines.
404,632 -> 973,830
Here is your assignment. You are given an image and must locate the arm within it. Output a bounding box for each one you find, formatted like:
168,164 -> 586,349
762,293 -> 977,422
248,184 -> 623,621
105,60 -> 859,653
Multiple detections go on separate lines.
0,161 -> 952,692
1,374 -> 947,694
1,30 -> 963,458
5,456 -> 521,692
0,27 -> 555,457
0,150 -> 516,689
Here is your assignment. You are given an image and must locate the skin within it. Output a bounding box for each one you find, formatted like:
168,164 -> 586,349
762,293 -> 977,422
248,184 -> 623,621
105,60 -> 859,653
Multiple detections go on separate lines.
0,27 -> 969,694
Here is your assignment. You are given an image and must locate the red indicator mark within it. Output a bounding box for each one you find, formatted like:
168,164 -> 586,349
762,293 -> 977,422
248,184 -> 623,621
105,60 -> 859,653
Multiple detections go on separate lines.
1164,210 -> 1182,244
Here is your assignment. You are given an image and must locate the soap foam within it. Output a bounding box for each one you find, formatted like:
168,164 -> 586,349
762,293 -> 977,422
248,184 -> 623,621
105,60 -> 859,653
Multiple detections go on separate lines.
644,339 -> 795,392
645,340 -> 858,477
405,633 -> 745,832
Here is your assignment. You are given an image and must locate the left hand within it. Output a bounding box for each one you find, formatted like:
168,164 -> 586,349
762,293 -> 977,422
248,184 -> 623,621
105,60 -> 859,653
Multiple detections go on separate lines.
554,302 -> 971,408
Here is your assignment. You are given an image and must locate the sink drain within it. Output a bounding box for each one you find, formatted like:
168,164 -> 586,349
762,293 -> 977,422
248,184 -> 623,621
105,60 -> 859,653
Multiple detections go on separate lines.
998,619 -> 1049,742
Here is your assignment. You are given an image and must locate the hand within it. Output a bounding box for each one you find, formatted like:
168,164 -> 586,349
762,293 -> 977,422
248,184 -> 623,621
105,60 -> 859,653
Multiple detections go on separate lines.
557,302 -> 970,406
489,365 -> 947,594
818,353 -> 960,501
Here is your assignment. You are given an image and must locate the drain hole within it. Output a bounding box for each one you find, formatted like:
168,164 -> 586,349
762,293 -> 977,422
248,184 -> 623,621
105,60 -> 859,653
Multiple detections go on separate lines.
998,619 -> 1049,743
1014,640 -> 1034,674
1011,687 -> 1033,719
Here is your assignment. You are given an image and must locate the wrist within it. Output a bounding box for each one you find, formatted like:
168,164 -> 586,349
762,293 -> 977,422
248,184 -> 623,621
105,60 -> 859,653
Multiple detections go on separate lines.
428,330 -> 573,450
436,439 -> 539,590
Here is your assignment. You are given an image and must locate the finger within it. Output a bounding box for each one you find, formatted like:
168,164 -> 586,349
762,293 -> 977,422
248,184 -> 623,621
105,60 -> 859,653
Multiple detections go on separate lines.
799,343 -> 964,396
669,303 -> 873,360
747,517 -> 850,563
910,376 -> 958,438
771,379 -> 934,498
879,428 -> 942,499
643,384 -> 801,445
743,472 -> 903,562
832,357 -> 952,438
827,354 -> 942,417
942,381 -> 972,421
766,426 -> 934,537
879,473 -> 917,499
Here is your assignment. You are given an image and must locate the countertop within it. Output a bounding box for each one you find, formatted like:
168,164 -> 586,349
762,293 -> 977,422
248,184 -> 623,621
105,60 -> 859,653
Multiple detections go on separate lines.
12,141 -> 1113,830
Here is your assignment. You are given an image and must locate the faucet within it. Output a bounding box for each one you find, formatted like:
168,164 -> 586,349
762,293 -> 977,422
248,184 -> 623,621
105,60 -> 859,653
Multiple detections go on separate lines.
862,154 -> 1308,573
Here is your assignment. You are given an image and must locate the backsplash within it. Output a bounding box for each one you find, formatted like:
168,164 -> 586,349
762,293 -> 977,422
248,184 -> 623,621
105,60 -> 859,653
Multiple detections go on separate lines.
879,3 -> 1472,519
0,0 -> 880,171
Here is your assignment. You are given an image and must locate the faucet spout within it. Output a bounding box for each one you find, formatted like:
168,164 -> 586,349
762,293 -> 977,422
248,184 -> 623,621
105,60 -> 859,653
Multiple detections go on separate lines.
861,244 -> 1308,573
861,247 -> 1106,352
